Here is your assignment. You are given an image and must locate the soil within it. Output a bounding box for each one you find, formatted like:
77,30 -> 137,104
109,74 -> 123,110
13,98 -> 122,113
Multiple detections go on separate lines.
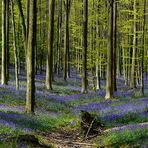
37,128 -> 97,148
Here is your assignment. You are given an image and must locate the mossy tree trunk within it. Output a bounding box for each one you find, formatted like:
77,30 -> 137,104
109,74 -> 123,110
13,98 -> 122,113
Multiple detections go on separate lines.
113,1 -> 117,92
105,0 -> 114,99
11,0 -> 19,91
46,0 -> 55,90
26,0 -> 30,40
26,0 -> 37,114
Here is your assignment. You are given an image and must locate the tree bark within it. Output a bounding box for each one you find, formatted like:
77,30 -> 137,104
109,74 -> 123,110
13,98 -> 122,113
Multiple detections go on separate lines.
1,0 -> 7,85
113,1 -> 117,91
16,0 -> 27,55
26,0 -> 37,114
46,0 -> 55,90
81,0 -> 88,94
11,0 -> 19,91
6,0 -> 10,82
63,0 -> 71,80
105,0 -> 114,99
141,0 -> 146,95
130,0 -> 137,89
57,0 -> 62,75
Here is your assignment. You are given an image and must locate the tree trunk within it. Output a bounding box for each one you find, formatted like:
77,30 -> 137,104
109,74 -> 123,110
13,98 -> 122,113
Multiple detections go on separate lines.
141,0 -> 146,95
81,0 -> 88,94
16,0 -> 27,49
26,0 -> 30,40
113,1 -> 117,91
26,0 -> 37,114
46,0 -> 55,90
57,0 -> 62,75
11,0 -> 19,91
63,0 -> 71,80
1,0 -> 7,85
105,0 -> 114,99
6,0 -> 10,82
130,0 -> 137,89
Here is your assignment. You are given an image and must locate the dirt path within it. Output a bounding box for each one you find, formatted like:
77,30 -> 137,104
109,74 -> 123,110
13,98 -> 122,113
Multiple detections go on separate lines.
37,129 -> 97,148
49,122 -> 148,148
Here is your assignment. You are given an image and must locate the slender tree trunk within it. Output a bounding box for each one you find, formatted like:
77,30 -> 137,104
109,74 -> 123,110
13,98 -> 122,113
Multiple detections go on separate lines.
63,9 -> 68,80
26,0 -> 30,40
113,1 -> 117,91
130,0 -> 137,89
96,18 -> 101,90
6,0 -> 10,82
141,0 -> 146,95
96,62 -> 101,90
17,14 -> 21,74
26,0 -> 37,114
63,0 -> 71,80
81,0 -> 88,94
46,0 -> 55,90
117,33 -> 122,77
11,0 -> 19,91
1,0 -> 7,85
57,0 -> 62,75
105,0 -> 114,99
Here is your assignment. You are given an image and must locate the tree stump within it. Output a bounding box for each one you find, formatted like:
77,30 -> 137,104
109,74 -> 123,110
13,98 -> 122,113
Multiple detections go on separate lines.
80,110 -> 103,138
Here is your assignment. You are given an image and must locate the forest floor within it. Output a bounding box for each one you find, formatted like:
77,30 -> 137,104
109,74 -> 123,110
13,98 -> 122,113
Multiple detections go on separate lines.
0,68 -> 148,147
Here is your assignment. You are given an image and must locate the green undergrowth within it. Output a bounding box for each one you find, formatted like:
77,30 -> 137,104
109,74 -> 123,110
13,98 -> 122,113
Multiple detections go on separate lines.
0,109 -> 77,132
115,112 -> 148,124
0,96 -> 24,106
0,124 -> 54,148
0,112 -> 77,147
0,124 -> 23,148
50,85 -> 80,95
36,97 -> 71,114
95,127 -> 148,147
69,97 -> 104,107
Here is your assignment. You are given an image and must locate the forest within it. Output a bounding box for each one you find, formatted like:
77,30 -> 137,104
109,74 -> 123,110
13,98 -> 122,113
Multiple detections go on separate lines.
0,0 -> 148,147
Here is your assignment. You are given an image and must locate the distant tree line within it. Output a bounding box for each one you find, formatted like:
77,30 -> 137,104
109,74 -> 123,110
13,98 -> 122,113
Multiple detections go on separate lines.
0,0 -> 148,114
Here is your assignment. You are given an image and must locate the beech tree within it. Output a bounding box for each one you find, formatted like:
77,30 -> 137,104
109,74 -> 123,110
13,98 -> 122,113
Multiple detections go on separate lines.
26,0 -> 37,114
81,0 -> 88,94
46,0 -> 55,90
130,0 -> 137,89
11,0 -> 19,91
16,0 -> 27,51
63,0 -> 72,80
6,0 -> 10,82
105,0 -> 114,99
141,0 -> 146,95
1,0 -> 7,85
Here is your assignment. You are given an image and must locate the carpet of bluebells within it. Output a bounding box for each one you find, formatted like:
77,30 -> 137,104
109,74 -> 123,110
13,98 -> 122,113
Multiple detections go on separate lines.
0,68 -> 148,147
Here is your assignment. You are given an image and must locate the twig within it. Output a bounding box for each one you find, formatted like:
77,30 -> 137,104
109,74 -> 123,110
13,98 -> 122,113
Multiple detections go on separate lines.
85,117 -> 96,139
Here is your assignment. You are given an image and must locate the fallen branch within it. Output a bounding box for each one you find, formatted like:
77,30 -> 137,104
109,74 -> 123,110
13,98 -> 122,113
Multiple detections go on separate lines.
85,117 -> 96,139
